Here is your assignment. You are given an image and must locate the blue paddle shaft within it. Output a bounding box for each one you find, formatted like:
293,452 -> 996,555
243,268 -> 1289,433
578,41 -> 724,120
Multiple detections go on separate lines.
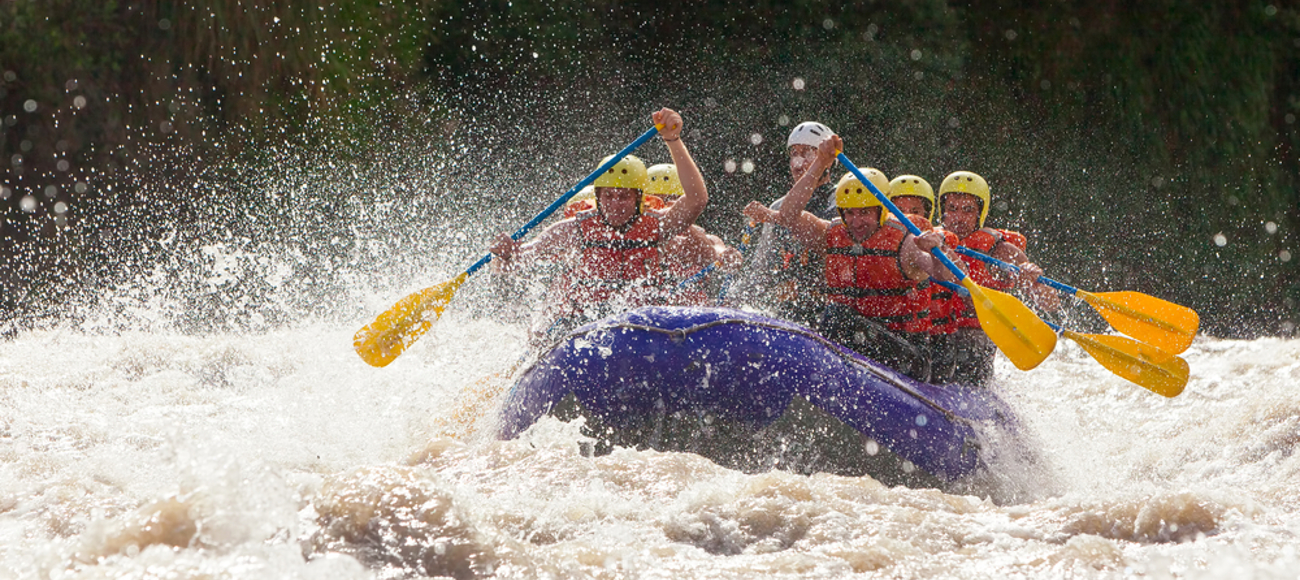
952,246 -> 1078,295
836,153 -> 967,281
464,126 -> 662,276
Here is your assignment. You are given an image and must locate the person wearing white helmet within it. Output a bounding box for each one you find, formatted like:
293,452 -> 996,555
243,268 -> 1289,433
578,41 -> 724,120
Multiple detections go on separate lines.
489,108 -> 709,344
729,121 -> 842,324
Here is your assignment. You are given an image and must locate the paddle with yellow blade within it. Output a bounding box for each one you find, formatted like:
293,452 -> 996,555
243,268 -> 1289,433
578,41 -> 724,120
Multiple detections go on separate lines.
837,153 -> 1058,370
353,125 -> 663,367
953,247 -> 1199,354
934,279 -> 1188,396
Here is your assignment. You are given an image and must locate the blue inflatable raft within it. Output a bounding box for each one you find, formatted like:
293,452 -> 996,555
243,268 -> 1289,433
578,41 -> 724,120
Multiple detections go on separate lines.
497,306 -> 1022,484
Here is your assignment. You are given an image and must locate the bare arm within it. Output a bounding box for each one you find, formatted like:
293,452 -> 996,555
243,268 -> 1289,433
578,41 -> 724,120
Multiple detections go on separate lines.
742,200 -> 780,224
991,241 -> 1060,310
776,134 -> 841,252
900,230 -> 959,282
489,219 -> 579,273
655,108 -> 708,241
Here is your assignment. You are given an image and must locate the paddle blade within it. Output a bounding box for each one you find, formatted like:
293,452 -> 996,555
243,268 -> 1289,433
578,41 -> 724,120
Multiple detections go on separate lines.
962,279 -> 1058,371
353,273 -> 469,367
1080,291 -> 1199,354
1064,330 -> 1189,397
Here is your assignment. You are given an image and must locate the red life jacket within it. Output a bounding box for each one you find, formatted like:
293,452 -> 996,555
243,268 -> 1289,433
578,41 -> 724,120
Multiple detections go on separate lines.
823,218 -> 930,334
926,227 -> 963,335
563,210 -> 665,308
952,227 -> 1028,329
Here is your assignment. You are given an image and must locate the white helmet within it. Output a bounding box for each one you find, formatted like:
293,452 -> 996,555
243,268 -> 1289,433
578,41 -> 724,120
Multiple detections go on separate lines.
787,121 -> 835,148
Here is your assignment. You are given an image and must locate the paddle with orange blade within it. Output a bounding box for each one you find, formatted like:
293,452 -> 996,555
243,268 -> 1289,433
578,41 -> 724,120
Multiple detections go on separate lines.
353,126 -> 663,367
838,153 -> 1058,371
933,279 -> 1187,396
954,247 -> 1199,354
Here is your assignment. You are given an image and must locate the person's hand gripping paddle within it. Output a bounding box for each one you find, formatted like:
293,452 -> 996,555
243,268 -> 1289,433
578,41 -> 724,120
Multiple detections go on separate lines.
353,126 -> 663,367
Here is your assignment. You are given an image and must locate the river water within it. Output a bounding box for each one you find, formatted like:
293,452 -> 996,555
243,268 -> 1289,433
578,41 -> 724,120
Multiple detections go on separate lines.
2,257 -> 1298,579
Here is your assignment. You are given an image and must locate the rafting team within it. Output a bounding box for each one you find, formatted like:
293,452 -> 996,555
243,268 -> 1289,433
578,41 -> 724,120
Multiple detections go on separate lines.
489,108 -> 1058,388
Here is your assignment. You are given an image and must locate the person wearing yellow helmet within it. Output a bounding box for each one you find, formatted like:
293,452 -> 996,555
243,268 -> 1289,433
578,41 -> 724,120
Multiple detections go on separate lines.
489,108 -> 709,341
773,135 -> 959,380
886,174 -> 967,382
886,175 -> 937,224
730,121 -> 843,324
562,185 -> 597,219
935,170 -> 1058,387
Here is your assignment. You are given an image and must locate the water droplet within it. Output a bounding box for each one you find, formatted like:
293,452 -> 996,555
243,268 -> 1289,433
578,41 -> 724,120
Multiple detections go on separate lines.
74,181 -> 87,193
158,18 -> 171,30
1280,250 -> 1292,262
864,439 -> 879,455
63,79 -> 78,92
915,414 -> 928,426
20,195 -> 37,213
44,185 -> 57,198
741,159 -> 755,174
910,49 -> 922,61
902,460 -> 916,473
23,99 -> 37,113
1040,79 -> 1051,90
1287,113 -> 1296,124
792,77 -> 805,91
822,18 -> 834,30
0,186 -> 9,200
73,95 -> 87,109
3,71 -> 15,82
947,117 -> 960,128
1265,4 -> 1277,16
724,159 -> 737,173
56,160 -> 70,172
777,114 -> 790,126
749,132 -> 763,145
1213,233 -> 1227,247
1005,29 -> 1018,41
1227,195 -> 1239,205
1265,221 -> 1278,234
53,201 -> 68,214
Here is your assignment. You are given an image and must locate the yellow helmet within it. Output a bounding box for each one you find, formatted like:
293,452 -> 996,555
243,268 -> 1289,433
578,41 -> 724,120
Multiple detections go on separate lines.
938,171 -> 991,228
567,185 -> 596,207
592,154 -> 648,190
834,171 -> 887,224
645,164 -> 684,197
887,175 -> 935,222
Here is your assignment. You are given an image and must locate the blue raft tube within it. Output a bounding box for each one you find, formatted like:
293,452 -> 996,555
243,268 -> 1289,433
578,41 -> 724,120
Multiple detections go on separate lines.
496,305 -> 1033,490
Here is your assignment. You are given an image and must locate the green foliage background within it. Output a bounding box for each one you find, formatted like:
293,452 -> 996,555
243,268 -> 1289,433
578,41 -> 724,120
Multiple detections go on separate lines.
1,0 -> 1297,336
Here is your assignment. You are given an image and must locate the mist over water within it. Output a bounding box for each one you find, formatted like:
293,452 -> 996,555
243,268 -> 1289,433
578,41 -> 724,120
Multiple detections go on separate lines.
3,64 -> 1299,578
